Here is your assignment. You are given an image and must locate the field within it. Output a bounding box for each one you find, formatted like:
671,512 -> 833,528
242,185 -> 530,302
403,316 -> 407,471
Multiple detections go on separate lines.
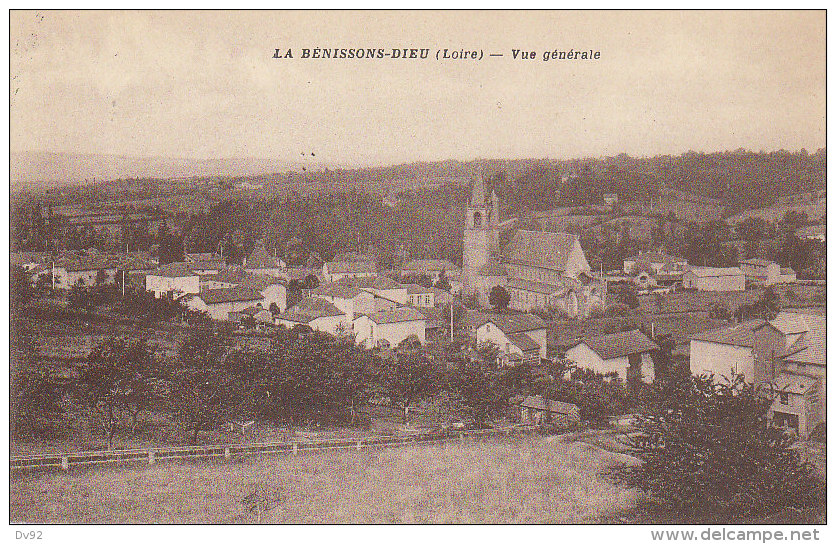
726,199 -> 827,225
10,436 -> 640,524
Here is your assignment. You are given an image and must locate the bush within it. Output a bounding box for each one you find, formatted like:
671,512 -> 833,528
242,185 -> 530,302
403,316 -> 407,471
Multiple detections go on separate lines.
606,303 -> 630,317
708,302 -> 731,320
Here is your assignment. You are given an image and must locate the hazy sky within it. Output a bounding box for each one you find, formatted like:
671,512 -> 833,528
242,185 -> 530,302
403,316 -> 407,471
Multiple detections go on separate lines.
10,10 -> 826,166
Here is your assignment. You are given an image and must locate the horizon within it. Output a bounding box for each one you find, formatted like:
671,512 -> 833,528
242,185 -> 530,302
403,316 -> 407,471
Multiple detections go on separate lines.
10,11 -> 825,166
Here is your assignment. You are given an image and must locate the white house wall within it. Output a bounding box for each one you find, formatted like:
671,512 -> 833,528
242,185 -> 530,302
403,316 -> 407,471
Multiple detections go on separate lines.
689,340 -> 754,381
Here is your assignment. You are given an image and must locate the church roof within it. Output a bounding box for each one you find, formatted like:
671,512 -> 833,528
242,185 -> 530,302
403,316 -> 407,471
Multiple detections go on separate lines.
504,230 -> 579,272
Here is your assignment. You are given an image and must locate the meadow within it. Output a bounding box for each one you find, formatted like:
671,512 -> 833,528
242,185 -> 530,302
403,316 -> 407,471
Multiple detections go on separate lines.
10,436 -> 640,524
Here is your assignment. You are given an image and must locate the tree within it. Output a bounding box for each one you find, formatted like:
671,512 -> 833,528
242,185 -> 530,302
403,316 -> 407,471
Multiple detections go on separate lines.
622,374 -> 824,521
10,332 -> 64,438
170,328 -> 240,442
434,269 -> 452,292
489,285 -> 511,312
452,362 -> 503,427
68,279 -> 92,314
383,353 -> 438,425
11,265 -> 33,308
79,337 -> 158,448
302,274 -> 320,290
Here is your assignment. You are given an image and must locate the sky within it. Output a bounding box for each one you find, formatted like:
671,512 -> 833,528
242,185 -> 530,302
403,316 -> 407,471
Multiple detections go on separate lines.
9,10 -> 826,167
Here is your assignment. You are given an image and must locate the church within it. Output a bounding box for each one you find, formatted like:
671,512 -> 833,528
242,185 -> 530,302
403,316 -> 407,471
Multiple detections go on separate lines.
461,173 -> 606,318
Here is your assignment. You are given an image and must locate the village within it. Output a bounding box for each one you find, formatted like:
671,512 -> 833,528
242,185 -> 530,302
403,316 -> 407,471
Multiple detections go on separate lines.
10,173 -> 827,446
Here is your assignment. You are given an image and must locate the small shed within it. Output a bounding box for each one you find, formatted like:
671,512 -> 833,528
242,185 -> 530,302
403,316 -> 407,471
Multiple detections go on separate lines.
519,396 -> 580,427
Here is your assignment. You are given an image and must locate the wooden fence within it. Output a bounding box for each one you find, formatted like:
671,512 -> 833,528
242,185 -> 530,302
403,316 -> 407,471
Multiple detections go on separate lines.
10,425 -> 540,473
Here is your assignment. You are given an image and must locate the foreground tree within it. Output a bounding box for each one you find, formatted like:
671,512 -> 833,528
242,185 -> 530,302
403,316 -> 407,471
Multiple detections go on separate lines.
11,333 -> 64,438
451,361 -> 504,428
383,353 -> 438,425
79,337 -> 159,448
622,374 -> 824,521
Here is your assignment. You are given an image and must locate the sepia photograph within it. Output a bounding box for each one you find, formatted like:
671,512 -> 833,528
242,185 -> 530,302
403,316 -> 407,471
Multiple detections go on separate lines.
7,9 -> 827,530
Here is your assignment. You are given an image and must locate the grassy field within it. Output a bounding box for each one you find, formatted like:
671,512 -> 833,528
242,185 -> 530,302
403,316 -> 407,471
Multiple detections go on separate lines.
10,436 -> 640,524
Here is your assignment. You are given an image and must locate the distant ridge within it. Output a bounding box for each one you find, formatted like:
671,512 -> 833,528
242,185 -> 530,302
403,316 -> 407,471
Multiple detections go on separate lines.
10,151 -> 318,191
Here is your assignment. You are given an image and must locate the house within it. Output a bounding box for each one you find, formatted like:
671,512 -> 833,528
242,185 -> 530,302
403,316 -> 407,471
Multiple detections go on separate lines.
400,259 -> 462,284
145,263 -> 200,299
765,311 -> 826,438
310,282 -> 375,321
185,252 -> 223,264
199,268 -> 287,313
565,329 -> 659,383
623,251 -> 687,275
740,258 -> 795,285
244,241 -> 285,277
184,286 -> 265,321
276,297 -> 349,336
518,396 -> 580,427
50,254 -> 119,289
603,193 -> 619,208
337,275 -> 408,305
429,286 -> 453,306
322,260 -> 377,283
403,283 -> 435,308
795,225 -> 825,242
353,307 -> 427,349
682,266 -> 744,291
474,313 -> 548,367
689,320 -> 764,380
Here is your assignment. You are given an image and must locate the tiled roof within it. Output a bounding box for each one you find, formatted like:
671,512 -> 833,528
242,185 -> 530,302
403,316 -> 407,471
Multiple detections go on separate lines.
10,252 -> 49,266
205,268 -> 285,291
775,372 -> 820,395
311,283 -> 364,299
577,329 -> 659,360
685,266 -> 743,277
508,332 -> 540,352
403,283 -> 434,295
364,306 -> 427,324
504,230 -> 578,272
479,313 -> 547,335
479,260 -> 507,277
282,298 -> 344,322
767,313 -> 810,335
326,261 -> 378,275
199,286 -> 263,305
283,268 -> 321,281
148,262 -> 198,278
740,258 -> 775,267
520,396 -> 579,415
507,277 -> 565,296
626,251 -> 686,265
690,320 -> 765,348
401,259 -> 461,274
781,312 -> 825,367
337,275 -> 402,290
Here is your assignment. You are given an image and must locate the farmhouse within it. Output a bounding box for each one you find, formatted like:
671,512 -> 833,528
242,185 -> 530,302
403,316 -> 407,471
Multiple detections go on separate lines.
145,263 -> 200,298
184,286 -> 265,321
740,258 -> 796,285
337,275 -> 408,305
229,306 -> 273,325
689,320 -> 763,380
565,329 -> 658,383
353,306 -> 427,349
323,260 -> 378,283
474,313 -> 548,367
277,297 -> 349,336
682,266 -> 744,291
310,282 -> 375,321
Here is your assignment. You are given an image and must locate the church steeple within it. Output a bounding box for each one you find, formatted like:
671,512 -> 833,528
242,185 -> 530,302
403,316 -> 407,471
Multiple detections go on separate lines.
470,173 -> 486,207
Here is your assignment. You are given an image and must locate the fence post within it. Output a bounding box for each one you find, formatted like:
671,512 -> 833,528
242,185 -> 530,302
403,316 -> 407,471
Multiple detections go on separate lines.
356,441 -> 362,451
61,456 -> 69,471
292,443 -> 298,456
224,447 -> 231,459
459,432 -> 464,442
148,451 -> 155,465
